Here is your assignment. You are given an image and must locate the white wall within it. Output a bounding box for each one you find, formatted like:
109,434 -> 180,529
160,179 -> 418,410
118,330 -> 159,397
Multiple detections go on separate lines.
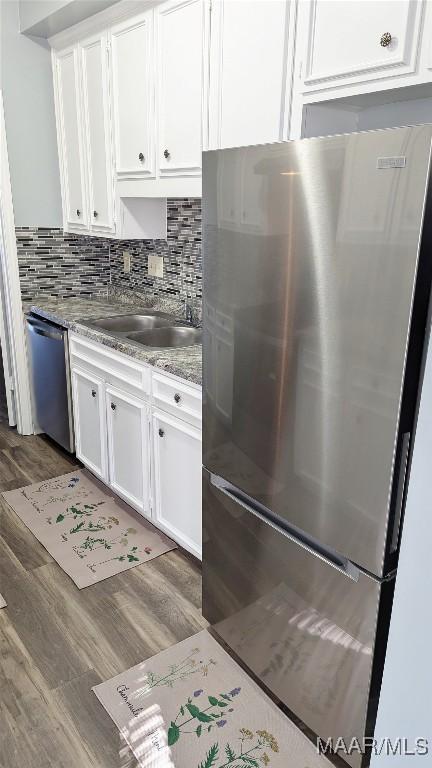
371,321 -> 432,763
0,0 -> 62,226
19,0 -> 71,32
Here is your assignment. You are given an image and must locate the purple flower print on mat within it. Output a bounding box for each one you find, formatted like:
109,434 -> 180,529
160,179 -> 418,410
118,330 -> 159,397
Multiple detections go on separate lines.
167,687 -> 242,746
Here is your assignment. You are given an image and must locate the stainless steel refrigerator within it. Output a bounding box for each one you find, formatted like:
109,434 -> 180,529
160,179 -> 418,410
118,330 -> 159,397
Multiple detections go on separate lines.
202,125 -> 432,766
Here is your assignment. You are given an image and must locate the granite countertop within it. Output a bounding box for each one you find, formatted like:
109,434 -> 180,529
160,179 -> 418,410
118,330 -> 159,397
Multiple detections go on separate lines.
24,295 -> 202,386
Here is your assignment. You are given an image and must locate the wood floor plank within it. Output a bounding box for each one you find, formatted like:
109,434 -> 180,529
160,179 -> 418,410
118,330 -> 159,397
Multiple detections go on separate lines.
53,669 -> 139,768
149,549 -> 203,609
31,562 -> 134,681
0,620 -> 93,768
1,579 -> 91,690
0,498 -> 53,572
0,421 -> 204,767
0,423 -> 23,450
0,449 -> 30,492
5,440 -> 79,485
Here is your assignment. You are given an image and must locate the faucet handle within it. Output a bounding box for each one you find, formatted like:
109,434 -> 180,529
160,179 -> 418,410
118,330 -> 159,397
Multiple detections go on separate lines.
185,299 -> 194,324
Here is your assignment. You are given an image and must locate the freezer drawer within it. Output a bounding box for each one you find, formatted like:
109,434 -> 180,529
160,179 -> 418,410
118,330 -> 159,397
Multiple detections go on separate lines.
202,469 -> 394,768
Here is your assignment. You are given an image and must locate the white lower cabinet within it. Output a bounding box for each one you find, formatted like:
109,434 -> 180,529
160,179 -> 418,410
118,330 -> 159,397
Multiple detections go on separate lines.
70,333 -> 202,559
71,368 -> 107,481
106,386 -> 150,516
153,409 -> 202,559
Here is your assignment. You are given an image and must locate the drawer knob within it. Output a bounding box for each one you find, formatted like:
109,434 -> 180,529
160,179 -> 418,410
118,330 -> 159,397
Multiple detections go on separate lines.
138,152 -> 145,162
91,390 -> 96,398
93,210 -> 98,218
111,402 -> 116,411
158,428 -> 165,437
163,148 -> 170,159
174,393 -> 181,403
380,32 -> 392,47
76,208 -> 81,217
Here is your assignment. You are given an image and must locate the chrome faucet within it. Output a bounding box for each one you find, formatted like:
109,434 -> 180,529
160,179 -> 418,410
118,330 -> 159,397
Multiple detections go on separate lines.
185,299 -> 194,325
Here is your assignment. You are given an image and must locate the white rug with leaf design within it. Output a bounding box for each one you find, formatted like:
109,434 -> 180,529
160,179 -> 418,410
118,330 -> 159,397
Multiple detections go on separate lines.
93,630 -> 332,768
2,469 -> 176,588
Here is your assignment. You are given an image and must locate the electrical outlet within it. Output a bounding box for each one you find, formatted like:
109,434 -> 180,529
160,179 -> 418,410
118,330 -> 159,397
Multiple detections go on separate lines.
123,251 -> 131,273
148,253 -> 164,278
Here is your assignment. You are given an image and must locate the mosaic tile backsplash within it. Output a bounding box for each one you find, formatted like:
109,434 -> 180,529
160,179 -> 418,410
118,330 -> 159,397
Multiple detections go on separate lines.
16,198 -> 202,307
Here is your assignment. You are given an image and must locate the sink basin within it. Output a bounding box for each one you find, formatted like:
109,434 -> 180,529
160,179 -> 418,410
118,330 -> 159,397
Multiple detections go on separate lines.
86,313 -> 172,333
126,326 -> 202,348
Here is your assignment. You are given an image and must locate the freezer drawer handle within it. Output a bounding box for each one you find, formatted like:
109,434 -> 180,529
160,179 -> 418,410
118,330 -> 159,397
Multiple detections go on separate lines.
391,431 -> 410,553
210,473 -> 360,582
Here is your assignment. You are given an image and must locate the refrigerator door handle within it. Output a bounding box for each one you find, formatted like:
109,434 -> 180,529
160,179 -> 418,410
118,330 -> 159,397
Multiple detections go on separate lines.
390,431 -> 411,553
210,473 -> 361,582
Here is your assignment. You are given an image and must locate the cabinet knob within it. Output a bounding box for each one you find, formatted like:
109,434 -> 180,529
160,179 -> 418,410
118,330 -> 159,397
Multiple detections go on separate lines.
138,152 -> 145,162
76,208 -> 81,217
91,389 -> 96,398
163,149 -> 170,159
158,428 -> 164,437
174,393 -> 181,403
93,210 -> 98,218
380,32 -> 392,47
111,402 -> 116,411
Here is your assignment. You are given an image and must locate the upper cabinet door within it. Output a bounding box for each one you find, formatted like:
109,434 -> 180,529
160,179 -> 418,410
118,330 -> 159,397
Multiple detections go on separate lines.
110,12 -> 155,178
55,48 -> 88,230
297,0 -> 423,92
156,0 -> 206,176
208,0 -> 292,149
81,34 -> 115,234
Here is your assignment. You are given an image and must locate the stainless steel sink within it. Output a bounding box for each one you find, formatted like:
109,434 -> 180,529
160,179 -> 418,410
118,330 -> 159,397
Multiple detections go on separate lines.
126,326 -> 202,348
86,313 -> 173,333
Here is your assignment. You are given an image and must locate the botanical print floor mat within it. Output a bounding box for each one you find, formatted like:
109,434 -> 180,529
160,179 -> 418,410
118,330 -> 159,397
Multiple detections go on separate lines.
2,469 -> 176,588
93,630 -> 332,768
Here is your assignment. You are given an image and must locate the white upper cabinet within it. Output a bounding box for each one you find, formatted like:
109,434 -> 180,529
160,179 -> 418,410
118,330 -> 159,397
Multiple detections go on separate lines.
209,0 -> 293,149
54,47 -> 88,230
295,0 -> 424,95
156,0 -> 205,177
81,34 -> 115,234
110,12 -> 155,179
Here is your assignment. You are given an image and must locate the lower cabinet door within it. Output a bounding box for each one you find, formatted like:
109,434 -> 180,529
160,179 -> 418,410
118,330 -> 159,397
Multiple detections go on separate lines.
106,385 -> 150,515
71,368 -> 107,480
153,409 -> 202,558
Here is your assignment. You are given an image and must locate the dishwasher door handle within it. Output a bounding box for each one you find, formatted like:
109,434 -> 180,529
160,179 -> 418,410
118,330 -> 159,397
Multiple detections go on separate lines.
27,317 -> 65,342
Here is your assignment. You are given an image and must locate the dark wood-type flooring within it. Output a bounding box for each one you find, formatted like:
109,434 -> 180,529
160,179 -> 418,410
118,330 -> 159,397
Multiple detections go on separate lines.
0,421 -> 206,767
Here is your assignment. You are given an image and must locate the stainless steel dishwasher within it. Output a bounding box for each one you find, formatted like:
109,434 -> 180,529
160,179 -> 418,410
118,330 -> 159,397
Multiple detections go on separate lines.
26,313 -> 74,452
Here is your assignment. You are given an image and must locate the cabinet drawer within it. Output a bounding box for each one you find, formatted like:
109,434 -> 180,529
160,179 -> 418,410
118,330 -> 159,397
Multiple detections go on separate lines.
152,372 -> 202,425
70,332 -> 150,398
